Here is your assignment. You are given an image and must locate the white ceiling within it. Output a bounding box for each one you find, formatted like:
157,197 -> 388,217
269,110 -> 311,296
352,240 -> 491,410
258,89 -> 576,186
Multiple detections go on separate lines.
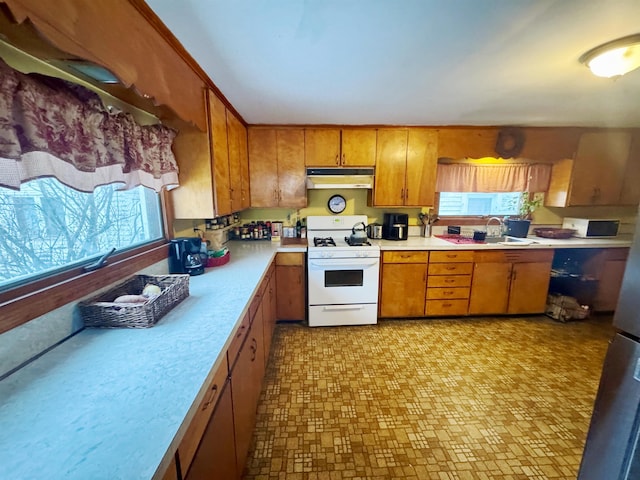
146,0 -> 640,128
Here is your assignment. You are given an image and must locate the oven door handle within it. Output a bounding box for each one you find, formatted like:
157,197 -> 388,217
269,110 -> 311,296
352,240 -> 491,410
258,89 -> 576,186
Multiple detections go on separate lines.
309,259 -> 379,268
320,305 -> 367,311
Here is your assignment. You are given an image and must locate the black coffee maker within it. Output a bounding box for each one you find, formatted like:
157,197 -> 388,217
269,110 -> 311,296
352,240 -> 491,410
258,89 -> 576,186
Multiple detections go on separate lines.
382,213 -> 409,241
168,237 -> 205,276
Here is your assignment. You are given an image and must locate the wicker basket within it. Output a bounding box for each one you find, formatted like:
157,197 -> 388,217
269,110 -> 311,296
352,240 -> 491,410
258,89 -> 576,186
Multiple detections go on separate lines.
78,274 -> 189,328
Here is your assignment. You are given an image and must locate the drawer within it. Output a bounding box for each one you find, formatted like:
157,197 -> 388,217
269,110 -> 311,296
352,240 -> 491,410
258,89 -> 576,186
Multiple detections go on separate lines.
428,263 -> 473,275
425,299 -> 469,316
383,251 -> 429,264
227,311 -> 251,371
430,250 -> 474,263
427,275 -> 471,288
474,249 -> 554,263
276,252 -> 304,266
426,287 -> 470,300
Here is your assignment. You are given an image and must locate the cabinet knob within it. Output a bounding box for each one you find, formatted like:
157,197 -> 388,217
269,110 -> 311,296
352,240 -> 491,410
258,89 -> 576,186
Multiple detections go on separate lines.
335,154 -> 340,165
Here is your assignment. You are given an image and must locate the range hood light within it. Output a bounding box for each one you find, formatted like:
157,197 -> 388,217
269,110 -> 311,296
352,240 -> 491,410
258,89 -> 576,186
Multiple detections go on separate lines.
306,167 -> 374,189
580,34 -> 640,78
64,61 -> 120,84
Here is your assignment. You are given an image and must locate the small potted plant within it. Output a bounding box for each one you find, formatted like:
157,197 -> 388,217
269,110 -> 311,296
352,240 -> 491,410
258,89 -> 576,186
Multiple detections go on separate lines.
506,192 -> 542,237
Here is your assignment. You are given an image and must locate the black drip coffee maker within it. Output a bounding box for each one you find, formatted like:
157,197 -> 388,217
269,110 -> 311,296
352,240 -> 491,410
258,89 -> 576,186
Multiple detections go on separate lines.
168,237 -> 205,275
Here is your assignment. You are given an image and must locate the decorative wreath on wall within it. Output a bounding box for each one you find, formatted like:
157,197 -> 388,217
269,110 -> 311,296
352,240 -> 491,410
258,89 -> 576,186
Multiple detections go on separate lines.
495,127 -> 525,158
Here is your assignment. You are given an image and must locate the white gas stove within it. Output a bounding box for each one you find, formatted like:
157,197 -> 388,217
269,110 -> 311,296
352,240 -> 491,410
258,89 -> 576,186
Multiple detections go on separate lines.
306,215 -> 380,327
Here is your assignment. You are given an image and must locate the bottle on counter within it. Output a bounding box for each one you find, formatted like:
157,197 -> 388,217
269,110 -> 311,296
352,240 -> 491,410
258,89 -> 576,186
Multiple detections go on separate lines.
296,219 -> 302,238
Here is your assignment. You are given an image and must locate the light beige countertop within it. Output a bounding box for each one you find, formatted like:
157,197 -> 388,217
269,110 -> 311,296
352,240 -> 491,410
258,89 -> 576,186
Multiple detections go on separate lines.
371,235 -> 633,250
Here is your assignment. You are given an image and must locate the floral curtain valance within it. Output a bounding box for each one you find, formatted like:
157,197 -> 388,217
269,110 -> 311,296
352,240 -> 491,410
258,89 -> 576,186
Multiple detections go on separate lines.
435,163 -> 551,193
0,58 -> 178,193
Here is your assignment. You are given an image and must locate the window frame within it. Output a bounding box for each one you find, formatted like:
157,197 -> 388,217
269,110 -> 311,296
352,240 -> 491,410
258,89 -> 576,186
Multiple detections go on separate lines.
432,193 -> 509,226
0,190 -> 173,335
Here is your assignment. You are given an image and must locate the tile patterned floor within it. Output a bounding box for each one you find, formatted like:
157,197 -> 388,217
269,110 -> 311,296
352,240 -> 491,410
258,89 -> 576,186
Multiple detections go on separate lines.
244,315 -> 613,479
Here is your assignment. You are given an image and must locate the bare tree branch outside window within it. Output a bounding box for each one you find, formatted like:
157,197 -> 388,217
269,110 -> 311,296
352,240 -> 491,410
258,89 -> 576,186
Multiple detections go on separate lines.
0,178 -> 163,288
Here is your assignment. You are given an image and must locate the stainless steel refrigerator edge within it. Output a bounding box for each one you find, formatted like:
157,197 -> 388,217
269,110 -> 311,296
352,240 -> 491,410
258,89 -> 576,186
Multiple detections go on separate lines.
578,214 -> 640,479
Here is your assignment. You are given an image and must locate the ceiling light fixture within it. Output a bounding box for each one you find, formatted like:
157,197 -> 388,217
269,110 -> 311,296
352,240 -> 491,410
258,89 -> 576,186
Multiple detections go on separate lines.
580,33 -> 640,78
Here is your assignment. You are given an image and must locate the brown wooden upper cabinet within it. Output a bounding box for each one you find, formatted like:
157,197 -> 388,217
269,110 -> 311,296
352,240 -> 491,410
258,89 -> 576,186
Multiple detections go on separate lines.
171,91 -> 249,218
437,127 -> 582,162
373,128 -> 438,207
437,127 -> 498,159
248,128 -> 307,208
305,128 -> 376,167
546,130 -> 637,207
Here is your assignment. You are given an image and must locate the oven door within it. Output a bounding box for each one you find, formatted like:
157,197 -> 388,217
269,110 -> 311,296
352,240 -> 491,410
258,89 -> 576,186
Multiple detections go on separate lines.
308,257 -> 380,306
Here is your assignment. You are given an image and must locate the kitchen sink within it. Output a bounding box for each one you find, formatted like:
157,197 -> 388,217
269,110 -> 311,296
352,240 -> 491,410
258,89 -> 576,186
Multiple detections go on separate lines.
435,234 -> 536,245
483,236 -> 535,245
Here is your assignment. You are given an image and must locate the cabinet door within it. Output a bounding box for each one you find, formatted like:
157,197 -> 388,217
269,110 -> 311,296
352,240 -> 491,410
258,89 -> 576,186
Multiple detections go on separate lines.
248,128 -> 279,207
185,381 -> 237,480
341,129 -> 377,166
178,357 -> 229,478
226,110 -> 248,212
593,260 -> 627,311
508,262 -> 551,314
276,264 -> 306,320
405,128 -> 438,206
262,266 -> 277,364
209,93 -> 232,216
569,132 -> 631,205
170,123 -> 215,219
374,129 -> 407,206
468,263 -> 511,314
276,129 -> 307,208
231,321 -> 264,476
379,263 -> 427,317
305,128 -> 341,166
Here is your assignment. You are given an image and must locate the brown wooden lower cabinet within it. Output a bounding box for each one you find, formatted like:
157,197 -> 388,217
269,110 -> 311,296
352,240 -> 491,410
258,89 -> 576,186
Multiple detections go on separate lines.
379,251 -> 428,317
262,263 -> 277,364
468,263 -> 511,314
582,248 -> 630,311
232,307 -> 265,476
178,357 -> 229,479
425,251 -> 474,316
276,252 -> 306,320
169,274 -> 273,480
468,250 -> 553,315
185,380 -> 237,480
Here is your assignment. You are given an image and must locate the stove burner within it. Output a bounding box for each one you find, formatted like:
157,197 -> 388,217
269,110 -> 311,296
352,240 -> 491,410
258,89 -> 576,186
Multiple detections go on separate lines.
314,237 -> 336,247
344,236 -> 371,247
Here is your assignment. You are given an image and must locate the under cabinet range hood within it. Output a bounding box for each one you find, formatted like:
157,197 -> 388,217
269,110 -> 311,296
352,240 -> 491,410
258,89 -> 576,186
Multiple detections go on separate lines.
306,168 -> 374,189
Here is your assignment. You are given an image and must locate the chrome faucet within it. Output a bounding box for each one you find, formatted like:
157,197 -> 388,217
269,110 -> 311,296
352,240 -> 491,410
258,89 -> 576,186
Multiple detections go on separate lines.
485,217 -> 504,237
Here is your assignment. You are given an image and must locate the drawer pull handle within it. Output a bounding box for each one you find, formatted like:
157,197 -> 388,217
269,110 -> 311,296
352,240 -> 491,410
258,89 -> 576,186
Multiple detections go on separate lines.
202,384 -> 219,410
445,279 -> 454,283
446,266 -> 456,271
